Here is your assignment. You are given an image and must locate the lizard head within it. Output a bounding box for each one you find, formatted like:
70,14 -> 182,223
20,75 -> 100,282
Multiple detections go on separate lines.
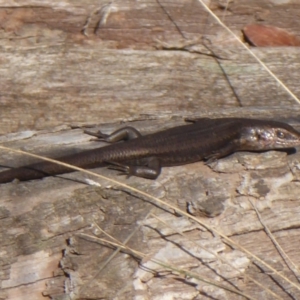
238,121 -> 300,151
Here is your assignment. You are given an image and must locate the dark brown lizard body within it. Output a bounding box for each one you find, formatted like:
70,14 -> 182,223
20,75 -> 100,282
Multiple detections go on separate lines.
1,117 -> 300,183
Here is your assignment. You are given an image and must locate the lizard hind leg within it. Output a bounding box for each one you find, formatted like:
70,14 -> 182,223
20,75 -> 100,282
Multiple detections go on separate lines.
84,126 -> 142,142
106,157 -> 161,179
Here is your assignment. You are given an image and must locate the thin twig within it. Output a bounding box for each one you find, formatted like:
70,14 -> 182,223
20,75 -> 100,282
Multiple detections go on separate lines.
196,0 -> 300,104
249,198 -> 300,282
0,145 -> 299,293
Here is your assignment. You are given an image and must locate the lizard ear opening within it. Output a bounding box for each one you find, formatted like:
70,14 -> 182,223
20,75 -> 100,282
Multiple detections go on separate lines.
256,129 -> 273,142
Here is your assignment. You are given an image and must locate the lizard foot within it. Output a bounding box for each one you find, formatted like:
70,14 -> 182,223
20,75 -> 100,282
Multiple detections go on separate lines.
106,161 -> 132,177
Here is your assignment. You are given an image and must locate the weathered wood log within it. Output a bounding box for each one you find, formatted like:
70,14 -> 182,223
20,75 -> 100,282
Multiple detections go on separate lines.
1,0 -> 300,299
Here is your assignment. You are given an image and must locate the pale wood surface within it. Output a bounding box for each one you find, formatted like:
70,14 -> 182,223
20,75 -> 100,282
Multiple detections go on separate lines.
1,1 -> 300,299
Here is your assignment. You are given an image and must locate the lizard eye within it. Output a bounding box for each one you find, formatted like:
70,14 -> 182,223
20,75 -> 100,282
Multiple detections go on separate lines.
276,130 -> 285,139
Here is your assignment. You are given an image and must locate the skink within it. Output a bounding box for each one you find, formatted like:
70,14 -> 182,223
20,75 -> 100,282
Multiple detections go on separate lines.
0,117 -> 300,183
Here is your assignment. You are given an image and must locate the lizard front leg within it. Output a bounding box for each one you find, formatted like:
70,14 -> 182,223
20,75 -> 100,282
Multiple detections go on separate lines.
204,143 -> 236,163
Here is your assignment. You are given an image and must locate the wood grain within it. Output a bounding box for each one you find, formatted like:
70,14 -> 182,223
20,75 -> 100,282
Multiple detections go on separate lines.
1,0 -> 300,299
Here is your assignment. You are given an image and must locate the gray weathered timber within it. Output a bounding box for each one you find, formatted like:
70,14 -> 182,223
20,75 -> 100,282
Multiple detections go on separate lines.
1,115 -> 300,299
0,1 -> 300,134
1,45 -> 299,135
1,0 -> 300,299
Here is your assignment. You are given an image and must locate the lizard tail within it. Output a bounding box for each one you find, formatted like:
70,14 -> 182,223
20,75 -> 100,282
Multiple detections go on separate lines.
0,160 -> 77,183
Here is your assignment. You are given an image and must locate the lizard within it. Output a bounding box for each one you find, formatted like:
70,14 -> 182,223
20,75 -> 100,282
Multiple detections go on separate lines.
0,117 -> 300,183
